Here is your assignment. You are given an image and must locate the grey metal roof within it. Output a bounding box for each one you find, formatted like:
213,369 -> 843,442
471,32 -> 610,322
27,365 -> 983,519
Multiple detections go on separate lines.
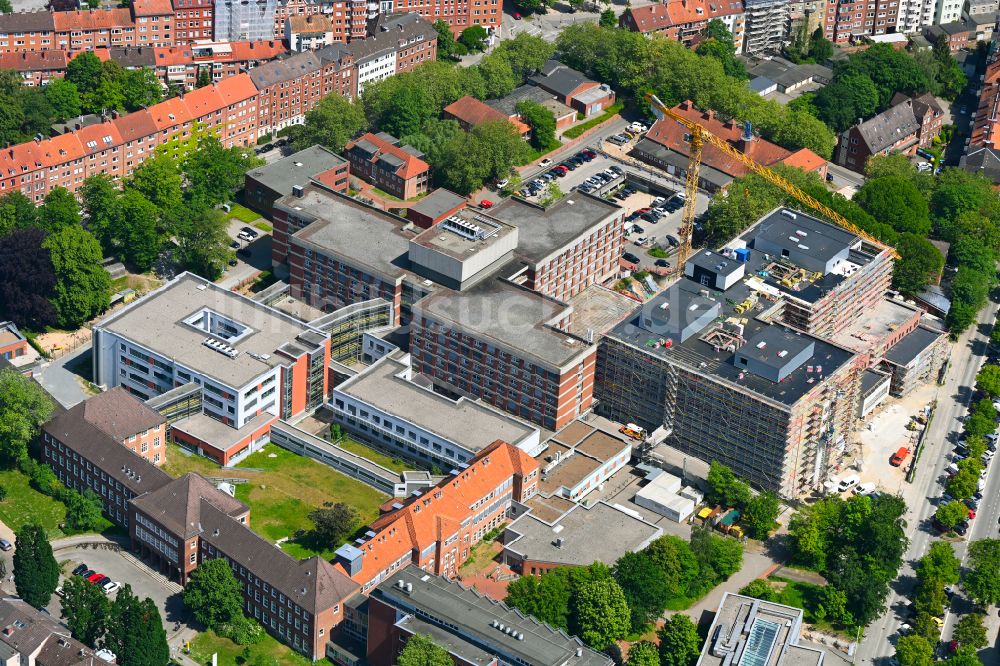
0,11 -> 54,32
688,250 -> 745,277
371,566 -> 613,666
962,146 -> 1000,183
486,84 -> 568,117
246,145 -> 347,197
749,76 -> 776,93
753,208 -> 858,265
883,325 -> 944,367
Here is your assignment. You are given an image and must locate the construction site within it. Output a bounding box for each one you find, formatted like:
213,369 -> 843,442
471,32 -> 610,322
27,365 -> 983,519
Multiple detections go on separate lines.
595,207 -> 896,498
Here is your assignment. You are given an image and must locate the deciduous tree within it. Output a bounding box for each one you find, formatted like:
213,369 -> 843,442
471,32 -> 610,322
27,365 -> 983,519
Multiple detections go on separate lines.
613,551 -> 670,631
516,100 -> 558,152
39,187 -> 81,232
964,539 -> 1000,605
893,233 -> 944,296
43,226 -> 110,329
308,502 -> 359,545
626,641 -> 660,666
104,586 -> 169,666
0,369 -> 54,464
896,634 -> 934,666
742,491 -> 781,540
60,575 -> 111,646
571,578 -> 630,650
397,634 -> 452,666
658,614 -> 701,666
644,535 -> 700,598
953,613 -> 987,649
183,557 -> 244,629
935,500 -> 969,530
917,542 -> 961,585
290,93 -> 367,153
174,208 -> 232,281
854,176 -> 931,236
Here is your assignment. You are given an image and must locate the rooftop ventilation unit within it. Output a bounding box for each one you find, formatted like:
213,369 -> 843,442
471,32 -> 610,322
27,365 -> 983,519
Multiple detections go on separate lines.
442,215 -> 483,240
202,337 -> 239,358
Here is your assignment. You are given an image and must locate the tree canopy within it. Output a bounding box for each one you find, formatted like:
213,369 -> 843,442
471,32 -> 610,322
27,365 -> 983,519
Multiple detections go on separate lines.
397,634 -> 453,666
0,369 -> 54,464
964,539 -> 1000,605
61,575 -> 111,646
571,578 -> 630,650
104,585 -> 170,666
13,523 -> 59,609
42,226 -> 110,329
289,94 -> 367,153
658,614 -> 702,666
183,558 -> 244,629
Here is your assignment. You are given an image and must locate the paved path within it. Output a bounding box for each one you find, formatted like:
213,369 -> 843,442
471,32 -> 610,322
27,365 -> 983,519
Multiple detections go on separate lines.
34,343 -> 94,409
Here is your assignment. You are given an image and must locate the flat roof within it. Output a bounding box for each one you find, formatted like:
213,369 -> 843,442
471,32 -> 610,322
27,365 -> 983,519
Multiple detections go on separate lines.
282,186 -> 413,281
753,209 -> 859,266
697,593 -> 825,666
606,210 -> 864,406
565,285 -> 641,338
689,249 -> 746,277
172,412 -> 276,452
551,421 -> 596,447
97,273 -> 324,388
408,188 -> 466,221
538,450 -> 600,495
883,325 -> 944,367
410,209 -> 517,261
396,616 -> 493,666
490,194 -> 621,265
334,355 -> 538,453
575,430 -> 629,461
523,494 -> 576,522
415,277 -> 592,370
245,145 -> 346,196
830,298 -> 920,353
504,502 -> 661,567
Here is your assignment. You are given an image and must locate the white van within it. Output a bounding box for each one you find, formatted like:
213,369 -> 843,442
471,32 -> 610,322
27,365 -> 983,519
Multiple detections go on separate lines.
853,481 -> 877,496
837,475 -> 860,492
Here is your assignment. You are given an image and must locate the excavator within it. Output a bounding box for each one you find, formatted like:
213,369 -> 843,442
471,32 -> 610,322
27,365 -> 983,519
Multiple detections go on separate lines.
645,93 -> 899,275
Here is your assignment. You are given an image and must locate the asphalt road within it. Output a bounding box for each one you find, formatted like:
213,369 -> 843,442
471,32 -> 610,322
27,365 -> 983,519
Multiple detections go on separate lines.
856,295 -> 1000,665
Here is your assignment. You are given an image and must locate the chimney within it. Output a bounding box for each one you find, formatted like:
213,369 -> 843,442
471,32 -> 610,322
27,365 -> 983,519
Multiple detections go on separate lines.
737,120 -> 754,152
705,109 -> 714,121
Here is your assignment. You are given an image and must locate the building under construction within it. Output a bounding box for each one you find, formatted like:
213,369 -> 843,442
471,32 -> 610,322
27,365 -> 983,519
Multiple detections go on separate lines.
595,208 -> 884,498
743,0 -> 792,54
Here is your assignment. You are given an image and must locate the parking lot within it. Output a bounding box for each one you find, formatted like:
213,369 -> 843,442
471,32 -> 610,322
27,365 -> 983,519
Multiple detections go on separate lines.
217,218 -> 273,289
52,543 -> 186,634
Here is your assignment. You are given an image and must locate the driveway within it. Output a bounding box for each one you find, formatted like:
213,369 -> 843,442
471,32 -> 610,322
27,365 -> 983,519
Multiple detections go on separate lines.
216,222 -> 273,290
34,344 -> 95,409
51,537 -> 188,639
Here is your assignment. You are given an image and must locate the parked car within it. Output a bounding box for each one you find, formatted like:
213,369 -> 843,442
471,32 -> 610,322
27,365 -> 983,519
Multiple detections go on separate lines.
954,521 -> 969,535
72,563 -> 89,577
622,252 -> 641,264
55,587 -> 64,598
655,259 -> 671,268
240,226 -> 259,239
0,539 -> 12,552
607,134 -> 629,146
539,158 -> 553,168
632,224 -> 644,234
86,573 -> 104,583
100,579 -> 120,594
480,199 -> 494,209
496,178 -> 509,189
665,234 -> 680,247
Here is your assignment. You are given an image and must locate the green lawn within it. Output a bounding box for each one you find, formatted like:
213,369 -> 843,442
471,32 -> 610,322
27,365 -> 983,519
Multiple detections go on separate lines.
336,437 -> 409,473
563,102 -> 625,139
370,186 -> 403,202
235,445 -> 387,560
253,221 -> 273,233
188,629 -> 315,666
162,444 -> 225,478
0,469 -> 67,539
226,202 -> 262,224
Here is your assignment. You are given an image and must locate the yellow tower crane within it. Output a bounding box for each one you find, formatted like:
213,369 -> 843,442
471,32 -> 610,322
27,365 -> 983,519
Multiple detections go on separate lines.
645,93 -> 899,273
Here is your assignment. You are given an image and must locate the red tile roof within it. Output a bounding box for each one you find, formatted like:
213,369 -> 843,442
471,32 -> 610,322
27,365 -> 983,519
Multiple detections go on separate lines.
153,46 -> 194,66
131,0 -> 174,16
625,0 -> 744,33
346,132 -> 430,180
645,101 -> 810,179
148,96 -> 192,129
227,41 -> 287,62
213,73 -> 258,106
0,51 -> 68,72
444,95 -> 531,135
52,8 -> 132,31
76,121 -> 124,155
781,147 -> 827,172
340,440 -> 538,587
181,85 -> 224,119
112,109 -> 159,143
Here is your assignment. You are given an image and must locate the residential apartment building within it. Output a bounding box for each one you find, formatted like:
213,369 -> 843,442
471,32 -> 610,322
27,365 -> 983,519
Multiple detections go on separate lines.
896,0 -> 937,33
359,565 -> 612,666
835,93 -> 944,172
822,0 -> 899,43
343,132 -> 430,200
155,40 -> 288,89
924,20 -> 974,50
287,14 -> 337,50
0,50 -> 70,86
595,208 -> 890,498
92,272 -> 332,464
173,0 -> 215,42
389,0 -> 501,36
0,15 -> 434,202
620,0 -> 746,52
0,4 -> 177,53
0,597 -> 116,665
333,439 -> 539,592
274,0 -> 371,43
0,73 -> 258,202
214,0 -> 278,41
743,0 -> 790,53
635,101 -> 828,191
